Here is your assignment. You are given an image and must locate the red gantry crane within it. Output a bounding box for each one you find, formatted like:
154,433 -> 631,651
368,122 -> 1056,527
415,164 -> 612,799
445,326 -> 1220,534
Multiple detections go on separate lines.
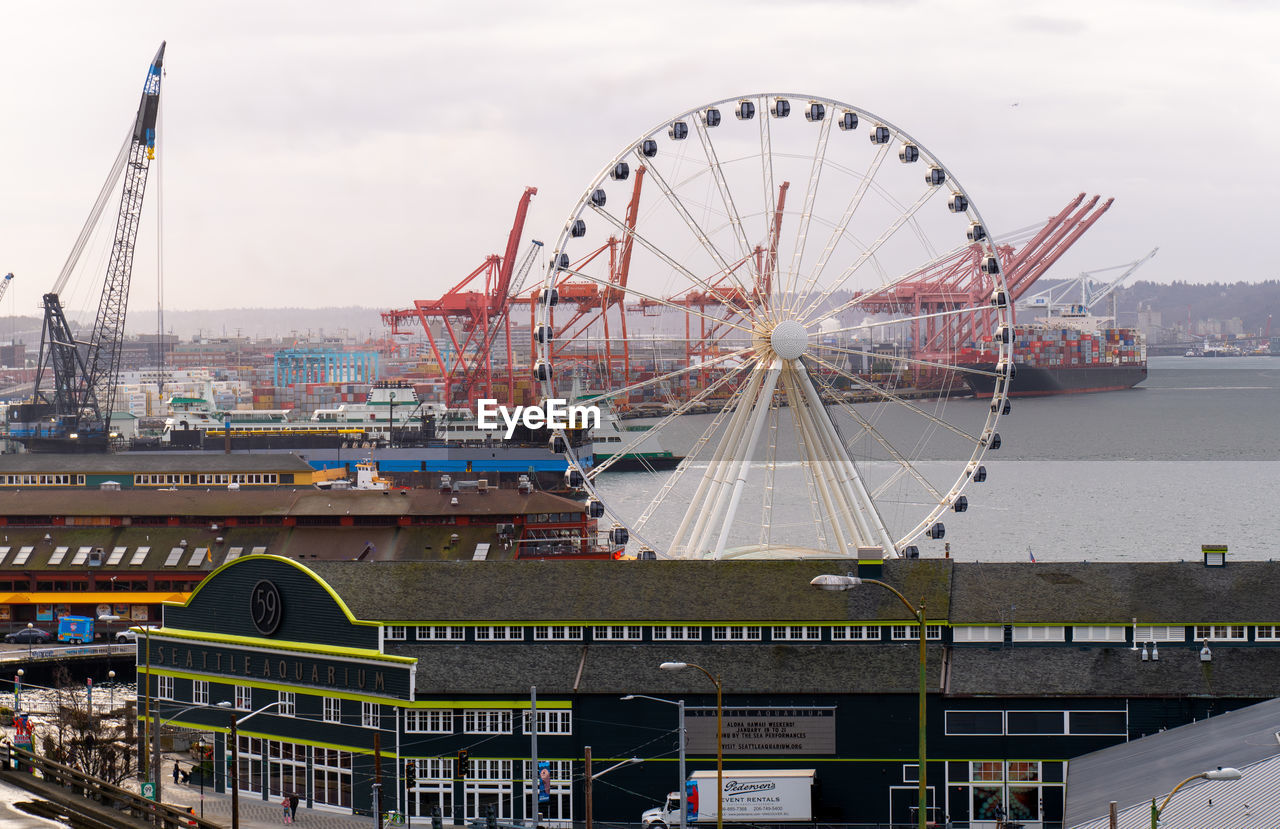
382,187 -> 538,407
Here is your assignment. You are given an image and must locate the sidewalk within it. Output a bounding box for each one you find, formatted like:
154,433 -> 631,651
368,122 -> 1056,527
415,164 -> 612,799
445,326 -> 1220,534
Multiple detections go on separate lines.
147,765 -> 382,829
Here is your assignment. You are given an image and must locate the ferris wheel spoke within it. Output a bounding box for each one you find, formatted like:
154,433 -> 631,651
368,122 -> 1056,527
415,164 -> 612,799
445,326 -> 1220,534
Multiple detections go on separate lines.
789,143 -> 891,315
810,368 -> 945,503
588,362 -> 751,480
693,119 -> 757,276
758,392 -> 781,548
573,345 -> 755,409
805,353 -> 983,446
794,184 -> 945,324
557,262 -> 758,338
817,303 -> 990,339
781,113 -> 834,308
815,342 -> 999,379
627,149 -> 763,312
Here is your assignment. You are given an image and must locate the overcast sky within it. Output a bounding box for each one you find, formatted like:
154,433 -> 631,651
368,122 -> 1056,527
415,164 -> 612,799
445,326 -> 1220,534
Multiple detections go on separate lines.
2,0 -> 1276,319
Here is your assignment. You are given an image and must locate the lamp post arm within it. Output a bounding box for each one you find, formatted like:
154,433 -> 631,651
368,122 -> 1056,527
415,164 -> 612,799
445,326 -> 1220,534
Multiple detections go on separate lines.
1153,773 -> 1206,826
859,578 -> 922,619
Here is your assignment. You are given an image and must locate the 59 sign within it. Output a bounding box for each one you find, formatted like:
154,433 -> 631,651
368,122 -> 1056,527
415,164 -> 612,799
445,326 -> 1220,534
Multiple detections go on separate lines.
250,580 -> 284,635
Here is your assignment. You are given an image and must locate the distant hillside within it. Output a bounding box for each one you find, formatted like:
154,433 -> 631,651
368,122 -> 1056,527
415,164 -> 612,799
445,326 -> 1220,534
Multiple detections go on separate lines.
1116,280 -> 1280,332
0,307 -> 390,344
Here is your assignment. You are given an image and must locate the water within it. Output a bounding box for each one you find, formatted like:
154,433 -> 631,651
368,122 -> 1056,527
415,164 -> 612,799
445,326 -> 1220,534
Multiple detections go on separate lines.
594,356 -> 1280,561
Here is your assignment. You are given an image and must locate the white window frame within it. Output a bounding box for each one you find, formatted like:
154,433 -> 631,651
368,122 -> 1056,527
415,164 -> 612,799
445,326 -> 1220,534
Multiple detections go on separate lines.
1196,624 -> 1246,641
463,710 -> 512,734
235,685 -> 252,709
406,709 -> 453,734
1012,626 -> 1066,642
592,625 -> 643,641
474,626 -> 525,641
1136,625 -> 1186,642
890,624 -> 943,641
1256,625 -> 1280,641
522,709 -> 572,735
944,710 -> 1004,736
385,626 -> 407,641
711,626 -> 762,641
323,697 -> 341,723
1072,625 -> 1127,643
193,679 -> 209,705
1005,710 -> 1066,736
952,625 -> 1003,642
533,626 -> 583,641
416,626 -> 465,641
771,626 -> 823,641
831,625 -> 879,641
278,691 -> 296,716
362,701 -> 379,728
652,625 -> 703,641
157,675 -> 174,700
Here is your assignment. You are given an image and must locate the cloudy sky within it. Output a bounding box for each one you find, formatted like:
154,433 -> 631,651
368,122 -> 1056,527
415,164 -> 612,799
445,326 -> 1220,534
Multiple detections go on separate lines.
2,1 -> 1276,318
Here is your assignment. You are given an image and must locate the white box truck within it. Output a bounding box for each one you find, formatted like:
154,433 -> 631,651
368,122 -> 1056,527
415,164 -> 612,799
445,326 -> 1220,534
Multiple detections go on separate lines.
641,769 -> 816,827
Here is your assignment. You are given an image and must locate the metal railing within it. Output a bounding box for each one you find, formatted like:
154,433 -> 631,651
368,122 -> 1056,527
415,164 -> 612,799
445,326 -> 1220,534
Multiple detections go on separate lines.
0,643 -> 125,662
0,740 -> 218,829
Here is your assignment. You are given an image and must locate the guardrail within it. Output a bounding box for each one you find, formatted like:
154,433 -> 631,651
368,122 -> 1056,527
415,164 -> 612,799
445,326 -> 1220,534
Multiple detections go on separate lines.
1,740 -> 219,828
0,643 -> 127,662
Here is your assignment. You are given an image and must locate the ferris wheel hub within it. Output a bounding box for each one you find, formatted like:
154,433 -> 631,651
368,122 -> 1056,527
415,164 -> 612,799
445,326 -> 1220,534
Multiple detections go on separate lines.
769,319 -> 809,360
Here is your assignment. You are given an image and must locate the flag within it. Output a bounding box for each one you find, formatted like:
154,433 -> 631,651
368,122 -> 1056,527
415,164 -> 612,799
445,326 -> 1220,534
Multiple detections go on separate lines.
1028,547 -> 1036,563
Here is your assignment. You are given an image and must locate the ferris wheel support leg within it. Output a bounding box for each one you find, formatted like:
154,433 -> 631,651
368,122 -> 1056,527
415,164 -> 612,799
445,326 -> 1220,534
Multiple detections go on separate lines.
780,366 -> 851,557
670,366 -> 765,557
794,362 -> 897,553
710,362 -> 782,560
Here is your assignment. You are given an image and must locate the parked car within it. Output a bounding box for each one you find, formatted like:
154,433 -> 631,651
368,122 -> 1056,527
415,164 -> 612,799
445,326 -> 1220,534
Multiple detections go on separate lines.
115,625 -> 159,643
5,627 -> 52,644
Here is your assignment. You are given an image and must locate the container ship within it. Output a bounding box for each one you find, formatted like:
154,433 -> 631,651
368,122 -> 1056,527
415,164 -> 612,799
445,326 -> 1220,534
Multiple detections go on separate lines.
961,312 -> 1147,397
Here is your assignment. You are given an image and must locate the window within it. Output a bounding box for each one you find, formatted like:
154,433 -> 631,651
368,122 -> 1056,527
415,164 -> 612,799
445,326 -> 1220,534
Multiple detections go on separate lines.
1006,711 -> 1065,735
405,710 -> 453,734
1012,626 -> 1065,642
652,626 -> 702,641
522,710 -> 572,735
1257,625 -> 1280,640
235,685 -> 252,709
157,675 -> 174,700
533,626 -> 583,641
945,711 -> 1003,735
1196,624 -> 1246,641
193,680 -> 209,705
711,626 -> 762,641
1068,711 -> 1127,735
971,761 -> 1003,782
832,625 -> 879,641
771,626 -> 822,641
592,625 -> 643,641
953,626 -> 1003,642
278,691 -> 295,716
385,626 -> 407,641
890,625 -> 943,640
474,626 -> 524,641
1136,625 -> 1186,643
416,626 -> 465,641
463,710 -> 512,734
362,702 -> 379,728
1073,626 -> 1126,643
323,697 -> 341,723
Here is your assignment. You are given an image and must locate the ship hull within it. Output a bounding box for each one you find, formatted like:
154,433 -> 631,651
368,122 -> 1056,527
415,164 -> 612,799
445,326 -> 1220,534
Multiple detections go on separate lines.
965,363 -> 1147,397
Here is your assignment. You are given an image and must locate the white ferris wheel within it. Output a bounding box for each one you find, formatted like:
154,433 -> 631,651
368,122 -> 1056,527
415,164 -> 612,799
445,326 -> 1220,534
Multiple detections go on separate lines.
534,93 -> 1013,560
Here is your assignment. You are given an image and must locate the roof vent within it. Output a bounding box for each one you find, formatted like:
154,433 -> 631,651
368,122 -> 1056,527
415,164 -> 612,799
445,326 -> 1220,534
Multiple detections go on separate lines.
1202,544 -> 1227,567
450,497 -> 459,507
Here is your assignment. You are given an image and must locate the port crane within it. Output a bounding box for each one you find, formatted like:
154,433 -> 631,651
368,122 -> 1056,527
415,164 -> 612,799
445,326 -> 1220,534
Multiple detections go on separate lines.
16,43 -> 166,451
1019,247 -> 1158,320
382,186 -> 538,407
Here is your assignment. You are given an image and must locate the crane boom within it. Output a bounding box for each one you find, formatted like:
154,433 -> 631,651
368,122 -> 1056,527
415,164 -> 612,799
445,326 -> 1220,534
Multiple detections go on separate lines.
24,43 -> 165,451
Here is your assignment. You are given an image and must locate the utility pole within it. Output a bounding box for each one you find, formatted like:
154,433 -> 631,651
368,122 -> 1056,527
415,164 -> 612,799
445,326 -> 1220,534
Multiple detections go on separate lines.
374,732 -> 383,829
584,746 -> 593,829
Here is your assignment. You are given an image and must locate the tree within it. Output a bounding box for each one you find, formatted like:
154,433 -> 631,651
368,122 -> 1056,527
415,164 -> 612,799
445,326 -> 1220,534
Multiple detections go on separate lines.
33,666 -> 137,787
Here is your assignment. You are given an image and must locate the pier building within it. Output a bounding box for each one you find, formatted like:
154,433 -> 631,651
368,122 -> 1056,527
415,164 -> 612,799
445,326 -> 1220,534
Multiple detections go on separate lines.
134,553 -> 1280,828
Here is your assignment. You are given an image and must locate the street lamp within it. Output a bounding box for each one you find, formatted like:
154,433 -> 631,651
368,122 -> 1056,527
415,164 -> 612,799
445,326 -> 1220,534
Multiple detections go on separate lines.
811,574 -> 929,829
584,752 -> 641,829
659,662 -> 722,829
25,622 -> 34,661
229,700 -> 288,829
622,695 -> 686,829
14,668 -> 23,712
1150,767 -> 1242,828
108,670 -> 116,713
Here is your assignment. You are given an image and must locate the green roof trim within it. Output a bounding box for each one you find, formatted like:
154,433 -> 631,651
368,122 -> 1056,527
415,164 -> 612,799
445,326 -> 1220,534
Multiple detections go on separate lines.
148,626 -> 413,663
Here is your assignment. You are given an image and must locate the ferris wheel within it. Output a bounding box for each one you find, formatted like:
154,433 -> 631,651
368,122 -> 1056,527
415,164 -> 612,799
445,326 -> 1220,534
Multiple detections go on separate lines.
535,93 -> 1013,559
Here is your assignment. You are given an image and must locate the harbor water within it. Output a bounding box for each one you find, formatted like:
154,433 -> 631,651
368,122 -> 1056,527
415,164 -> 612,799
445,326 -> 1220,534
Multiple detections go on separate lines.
594,356 -> 1280,561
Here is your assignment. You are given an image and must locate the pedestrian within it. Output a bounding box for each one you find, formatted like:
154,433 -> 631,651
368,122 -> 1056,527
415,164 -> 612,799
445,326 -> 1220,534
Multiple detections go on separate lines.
289,792 -> 300,821
282,795 -> 293,824
172,761 -> 180,784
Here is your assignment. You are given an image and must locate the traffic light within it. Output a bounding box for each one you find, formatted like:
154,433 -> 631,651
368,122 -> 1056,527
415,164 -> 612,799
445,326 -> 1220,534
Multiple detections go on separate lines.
456,749 -> 470,778
405,760 -> 417,787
